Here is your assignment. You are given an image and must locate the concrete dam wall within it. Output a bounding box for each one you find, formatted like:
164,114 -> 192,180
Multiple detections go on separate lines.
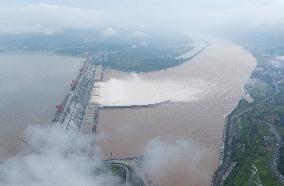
53,57 -> 103,134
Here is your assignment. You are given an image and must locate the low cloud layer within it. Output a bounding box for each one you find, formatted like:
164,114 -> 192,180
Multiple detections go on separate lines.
0,125 -> 122,186
92,74 -> 212,107
142,138 -> 210,186
1,1 -> 284,34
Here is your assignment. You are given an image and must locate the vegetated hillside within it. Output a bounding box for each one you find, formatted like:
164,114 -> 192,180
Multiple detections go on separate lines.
56,32 -> 193,72
0,30 -> 193,73
224,44 -> 284,186
97,45 -> 193,72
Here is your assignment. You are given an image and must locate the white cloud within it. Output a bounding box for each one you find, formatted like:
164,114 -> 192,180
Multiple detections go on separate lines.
142,138 -> 209,186
100,27 -> 118,37
0,3 -> 103,34
0,1 -> 284,34
130,31 -> 147,38
0,125 -> 122,186
140,42 -> 148,46
215,0 -> 284,28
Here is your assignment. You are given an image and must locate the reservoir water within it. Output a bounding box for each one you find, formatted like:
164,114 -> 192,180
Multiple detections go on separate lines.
0,53 -> 82,159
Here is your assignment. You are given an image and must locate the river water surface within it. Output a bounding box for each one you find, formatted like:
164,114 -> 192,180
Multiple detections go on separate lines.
96,39 -> 257,186
0,53 -> 82,159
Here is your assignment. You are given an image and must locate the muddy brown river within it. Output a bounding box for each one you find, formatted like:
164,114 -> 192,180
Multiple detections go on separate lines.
96,39 -> 256,186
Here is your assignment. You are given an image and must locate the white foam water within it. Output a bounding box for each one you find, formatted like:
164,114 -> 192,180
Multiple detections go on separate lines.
92,73 -> 212,107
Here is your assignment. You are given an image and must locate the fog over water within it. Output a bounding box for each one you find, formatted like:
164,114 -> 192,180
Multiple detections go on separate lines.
0,125 -> 122,186
93,73 -> 215,107
142,138 -> 209,186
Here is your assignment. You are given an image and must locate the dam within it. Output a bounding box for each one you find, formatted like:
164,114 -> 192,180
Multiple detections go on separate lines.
53,41 -> 209,133
52,54 -> 149,185
52,39 -> 256,186
51,41 -> 209,185
52,55 -> 102,134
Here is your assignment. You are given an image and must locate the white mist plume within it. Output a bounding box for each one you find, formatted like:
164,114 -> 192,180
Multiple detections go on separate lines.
101,27 -> 118,38
275,56 -> 284,61
93,73 -> 212,107
142,138 -> 210,186
0,125 -> 123,186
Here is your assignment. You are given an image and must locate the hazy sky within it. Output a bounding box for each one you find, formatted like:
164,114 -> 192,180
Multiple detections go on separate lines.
0,0 -> 283,34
